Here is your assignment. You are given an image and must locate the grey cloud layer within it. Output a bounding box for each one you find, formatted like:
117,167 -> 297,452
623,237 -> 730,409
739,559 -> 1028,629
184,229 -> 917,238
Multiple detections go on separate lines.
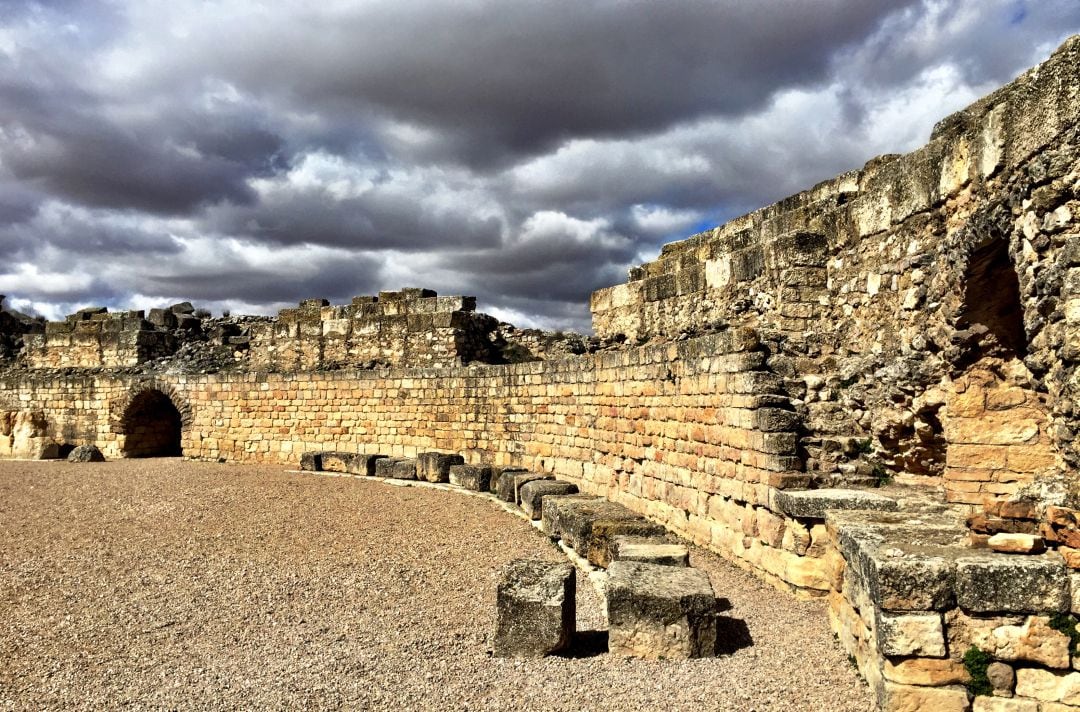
2,0 -> 1080,329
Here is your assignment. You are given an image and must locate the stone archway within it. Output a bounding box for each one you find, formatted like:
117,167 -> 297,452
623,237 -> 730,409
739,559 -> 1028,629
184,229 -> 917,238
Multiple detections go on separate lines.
114,385 -> 188,458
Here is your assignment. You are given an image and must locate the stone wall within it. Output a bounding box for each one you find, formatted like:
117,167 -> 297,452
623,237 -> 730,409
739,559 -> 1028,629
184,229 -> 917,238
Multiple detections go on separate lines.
0,329 -> 850,595
591,35 -> 1080,504
24,308 -> 178,368
247,290 -> 500,370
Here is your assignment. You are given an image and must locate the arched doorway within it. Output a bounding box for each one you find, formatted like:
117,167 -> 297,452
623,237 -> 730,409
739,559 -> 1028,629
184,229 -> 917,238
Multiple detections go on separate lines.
121,389 -> 182,457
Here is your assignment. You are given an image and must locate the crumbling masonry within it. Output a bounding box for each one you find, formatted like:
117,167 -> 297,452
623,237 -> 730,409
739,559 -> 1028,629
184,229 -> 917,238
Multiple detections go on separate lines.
4,34 -> 1080,712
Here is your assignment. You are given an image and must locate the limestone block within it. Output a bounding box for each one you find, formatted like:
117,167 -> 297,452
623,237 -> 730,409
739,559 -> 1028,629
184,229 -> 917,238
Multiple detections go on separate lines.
878,682 -> 969,712
448,464 -> 492,491
606,561 -> 717,660
587,518 -> 668,568
541,496 -> 629,551
882,657 -> 970,686
771,489 -> 898,519
494,468 -> 529,501
955,554 -> 1069,613
876,611 -> 947,657
972,697 -> 1038,712
866,550 -> 955,612
299,452 -> 322,471
416,452 -> 465,483
492,559 -> 575,658
66,444 -> 105,463
973,616 -> 1073,669
989,533 -> 1047,555
319,452 -> 356,473
611,536 -> 689,567
347,454 -> 386,477
519,480 -> 578,520
1015,668 -> 1080,705
373,457 -> 402,478
512,472 -> 554,504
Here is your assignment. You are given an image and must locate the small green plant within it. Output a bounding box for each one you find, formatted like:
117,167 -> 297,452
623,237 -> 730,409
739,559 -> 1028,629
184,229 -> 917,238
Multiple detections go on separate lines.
855,438 -> 874,455
962,646 -> 993,697
1049,613 -> 1080,655
870,462 -> 893,488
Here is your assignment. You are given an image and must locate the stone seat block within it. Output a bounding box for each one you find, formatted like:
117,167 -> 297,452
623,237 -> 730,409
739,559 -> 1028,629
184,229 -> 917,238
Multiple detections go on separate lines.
417,452 -> 465,483
389,458 -> 418,481
449,464 -> 493,491
299,452 -> 322,471
347,453 -> 387,476
772,488 -> 899,519
495,468 -> 530,501
319,451 -> 357,473
606,561 -> 717,659
519,480 -> 579,520
611,535 -> 689,567
512,472 -> 554,505
587,518 -> 668,568
492,559 -> 575,658
955,553 -> 1070,614
542,496 -> 632,551
541,495 -> 604,538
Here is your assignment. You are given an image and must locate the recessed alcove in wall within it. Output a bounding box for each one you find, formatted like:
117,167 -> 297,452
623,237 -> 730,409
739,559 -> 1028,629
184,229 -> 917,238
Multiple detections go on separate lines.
958,237 -> 1027,361
120,389 -> 183,458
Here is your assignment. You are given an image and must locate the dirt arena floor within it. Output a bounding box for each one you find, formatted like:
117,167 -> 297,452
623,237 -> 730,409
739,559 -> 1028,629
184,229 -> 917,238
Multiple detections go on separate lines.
0,459 -> 872,710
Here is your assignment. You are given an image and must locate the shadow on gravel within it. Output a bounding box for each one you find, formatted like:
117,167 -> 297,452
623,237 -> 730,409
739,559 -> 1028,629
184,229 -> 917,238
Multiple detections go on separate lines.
558,630 -> 609,658
715,616 -> 753,656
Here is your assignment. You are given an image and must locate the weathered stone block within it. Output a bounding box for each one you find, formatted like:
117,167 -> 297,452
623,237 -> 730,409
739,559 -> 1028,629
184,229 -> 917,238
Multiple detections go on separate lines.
972,696 -> 1037,712
319,452 -> 355,473
878,682 -> 968,712
955,554 -> 1069,613
519,480 -> 578,520
876,611 -> 946,657
492,559 -> 575,658
588,518 -> 668,568
512,472 -> 553,504
495,468 -> 529,500
541,494 -> 604,538
611,536 -> 689,567
988,533 -> 1046,554
300,452 -> 322,471
1015,668 -> 1080,705
373,457 -> 401,478
347,454 -> 386,476
448,464 -> 492,491
66,444 -> 105,463
416,452 -> 464,483
606,561 -> 717,660
389,459 -> 417,480
771,488 -> 899,519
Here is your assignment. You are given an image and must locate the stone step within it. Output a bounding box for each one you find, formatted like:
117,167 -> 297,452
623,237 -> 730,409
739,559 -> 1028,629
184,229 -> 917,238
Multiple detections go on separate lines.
606,561 -> 717,659
610,535 -> 689,567
541,495 -> 666,567
519,480 -> 578,520
770,488 -> 899,519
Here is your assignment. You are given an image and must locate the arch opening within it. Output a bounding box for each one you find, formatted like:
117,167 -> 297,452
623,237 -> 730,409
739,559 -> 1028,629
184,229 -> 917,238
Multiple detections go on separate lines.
121,389 -> 182,458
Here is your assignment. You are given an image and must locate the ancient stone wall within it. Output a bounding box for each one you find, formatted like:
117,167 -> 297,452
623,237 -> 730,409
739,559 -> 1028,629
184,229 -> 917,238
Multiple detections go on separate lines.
591,35 -> 1080,504
247,289 -> 500,370
23,308 -> 178,368
0,328 -> 846,594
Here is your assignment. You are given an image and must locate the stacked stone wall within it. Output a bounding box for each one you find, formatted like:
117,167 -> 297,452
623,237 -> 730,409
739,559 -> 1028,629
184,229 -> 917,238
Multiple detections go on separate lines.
591,36 -> 1080,502
24,310 -> 177,368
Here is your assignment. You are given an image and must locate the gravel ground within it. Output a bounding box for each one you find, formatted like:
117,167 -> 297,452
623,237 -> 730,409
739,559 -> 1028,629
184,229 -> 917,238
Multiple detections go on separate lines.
0,460 -> 873,711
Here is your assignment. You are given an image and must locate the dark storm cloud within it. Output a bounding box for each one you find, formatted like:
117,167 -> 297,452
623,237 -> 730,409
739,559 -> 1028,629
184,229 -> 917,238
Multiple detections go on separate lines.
154,0 -> 921,162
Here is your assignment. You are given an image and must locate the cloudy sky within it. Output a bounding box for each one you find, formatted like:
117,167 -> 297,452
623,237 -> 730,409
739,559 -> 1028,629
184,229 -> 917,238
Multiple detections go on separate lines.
1,0 -> 1079,331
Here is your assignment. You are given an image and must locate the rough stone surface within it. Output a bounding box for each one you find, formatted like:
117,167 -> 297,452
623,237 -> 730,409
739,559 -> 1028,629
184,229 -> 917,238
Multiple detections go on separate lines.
973,697 -> 1038,712
772,489 -> 899,519
66,444 -> 104,463
587,518 -> 669,568
988,533 -> 1047,554
519,480 -> 578,520
606,561 -> 717,660
512,472 -> 554,505
319,452 -> 355,473
347,453 -> 386,477
448,464 -> 492,492
875,611 -> 946,657
540,494 -> 604,540
955,554 -> 1070,613
299,452 -> 321,471
416,452 -> 464,484
878,683 -> 969,712
611,535 -> 689,567
1015,668 -> 1080,705
987,661 -> 1017,697
492,559 -> 575,658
